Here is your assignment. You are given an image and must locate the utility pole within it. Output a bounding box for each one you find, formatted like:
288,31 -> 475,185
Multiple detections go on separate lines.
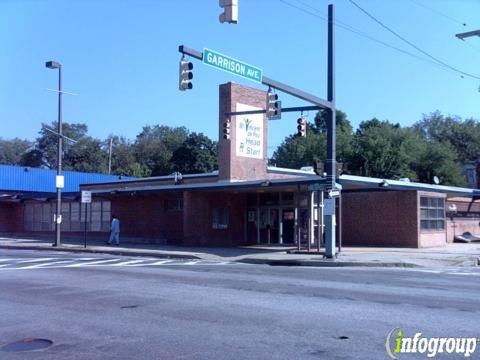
108,137 -> 113,174
46,60 -> 63,247
324,4 -> 336,259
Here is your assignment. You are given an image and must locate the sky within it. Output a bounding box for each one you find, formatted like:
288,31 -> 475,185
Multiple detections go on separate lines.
1,0 -> 479,156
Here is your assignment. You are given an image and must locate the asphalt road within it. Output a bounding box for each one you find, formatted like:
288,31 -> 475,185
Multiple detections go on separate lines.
0,250 -> 479,360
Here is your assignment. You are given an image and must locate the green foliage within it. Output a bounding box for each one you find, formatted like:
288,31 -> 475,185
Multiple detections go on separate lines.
414,111 -> 480,162
171,132 -> 218,174
33,122 -> 89,169
63,137 -> 108,173
108,136 -> 151,178
0,138 -> 32,165
349,119 -> 419,180
133,125 -> 189,176
413,141 -> 466,186
271,110 -> 352,169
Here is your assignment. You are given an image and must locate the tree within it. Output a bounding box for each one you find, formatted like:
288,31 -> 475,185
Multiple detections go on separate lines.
414,111 -> 480,162
271,110 -> 353,170
0,138 -> 33,165
313,109 -> 354,165
349,119 -> 420,179
108,136 -> 151,177
170,132 -> 218,174
134,125 -> 189,176
26,122 -> 89,169
413,141 -> 466,186
63,137 -> 108,173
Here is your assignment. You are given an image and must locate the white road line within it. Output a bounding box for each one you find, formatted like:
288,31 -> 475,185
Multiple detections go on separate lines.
0,259 -> 24,262
64,259 -> 120,267
449,272 -> 480,276
110,260 -> 145,266
182,261 -> 200,265
20,260 -> 77,269
16,258 -> 58,263
149,260 -> 175,265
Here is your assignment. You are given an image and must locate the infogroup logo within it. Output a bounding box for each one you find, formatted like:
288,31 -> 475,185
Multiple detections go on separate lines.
385,328 -> 478,359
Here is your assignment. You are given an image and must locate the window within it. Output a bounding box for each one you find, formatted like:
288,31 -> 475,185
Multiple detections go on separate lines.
213,208 -> 229,229
420,197 -> 445,231
165,197 -> 183,211
23,200 -> 111,232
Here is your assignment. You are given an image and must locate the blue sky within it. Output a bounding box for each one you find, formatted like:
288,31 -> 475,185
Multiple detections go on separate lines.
1,0 -> 479,156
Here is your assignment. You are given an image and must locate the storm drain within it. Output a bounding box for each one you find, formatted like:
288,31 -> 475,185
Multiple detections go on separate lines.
1,338 -> 53,352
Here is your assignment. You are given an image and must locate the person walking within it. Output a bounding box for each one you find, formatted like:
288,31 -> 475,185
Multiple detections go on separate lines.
107,214 -> 120,246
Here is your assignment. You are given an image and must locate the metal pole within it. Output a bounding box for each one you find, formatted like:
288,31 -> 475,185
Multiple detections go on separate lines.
108,137 -> 113,174
338,194 -> 342,253
296,187 -> 300,251
256,193 -> 260,244
307,191 -> 312,252
317,190 -> 321,252
84,203 -> 87,248
324,3 -> 336,258
54,66 -> 63,247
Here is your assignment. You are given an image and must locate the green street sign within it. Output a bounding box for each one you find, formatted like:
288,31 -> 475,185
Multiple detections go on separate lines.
203,48 -> 263,83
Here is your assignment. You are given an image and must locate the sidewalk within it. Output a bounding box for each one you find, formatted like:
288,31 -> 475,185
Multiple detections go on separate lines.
0,236 -> 479,268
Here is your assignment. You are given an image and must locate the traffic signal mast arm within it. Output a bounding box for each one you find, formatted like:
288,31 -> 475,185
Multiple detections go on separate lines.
177,45 -> 334,111
224,105 -> 320,117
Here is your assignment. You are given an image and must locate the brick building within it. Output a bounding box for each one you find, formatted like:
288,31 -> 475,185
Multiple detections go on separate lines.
2,82 -> 480,248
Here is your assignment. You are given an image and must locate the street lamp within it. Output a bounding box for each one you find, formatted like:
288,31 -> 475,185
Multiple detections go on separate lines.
45,60 -> 63,247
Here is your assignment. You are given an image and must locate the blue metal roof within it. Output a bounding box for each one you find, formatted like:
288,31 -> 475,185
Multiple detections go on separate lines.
0,165 -> 132,194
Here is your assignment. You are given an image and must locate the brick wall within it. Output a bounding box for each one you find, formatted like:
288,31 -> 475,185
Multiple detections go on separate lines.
218,82 -> 268,181
183,191 -> 247,246
110,193 -> 183,243
0,203 -> 23,232
342,190 -> 418,247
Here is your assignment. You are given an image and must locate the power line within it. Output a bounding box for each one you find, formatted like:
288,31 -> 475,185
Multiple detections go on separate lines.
347,0 -> 480,80
279,0 -> 458,76
408,0 -> 467,27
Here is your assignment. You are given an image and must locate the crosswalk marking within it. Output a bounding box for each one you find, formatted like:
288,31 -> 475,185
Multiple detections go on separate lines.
21,260 -> 76,269
406,267 -> 480,276
0,257 -> 235,270
65,259 -> 121,267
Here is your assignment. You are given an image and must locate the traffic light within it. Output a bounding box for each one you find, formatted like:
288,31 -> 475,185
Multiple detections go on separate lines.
223,119 -> 231,140
297,117 -> 306,137
266,91 -> 281,120
219,0 -> 238,24
179,60 -> 193,91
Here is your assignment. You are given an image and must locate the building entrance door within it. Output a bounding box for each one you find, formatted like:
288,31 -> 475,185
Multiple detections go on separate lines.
281,208 -> 295,244
258,207 -> 280,244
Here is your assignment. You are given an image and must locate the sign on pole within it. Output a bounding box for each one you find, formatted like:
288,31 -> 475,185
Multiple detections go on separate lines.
327,189 -> 340,198
203,48 -> 263,83
81,190 -> 92,204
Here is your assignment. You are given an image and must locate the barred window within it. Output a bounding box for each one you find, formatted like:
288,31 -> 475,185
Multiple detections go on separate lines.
212,208 -> 229,229
24,200 -> 111,232
420,197 -> 445,231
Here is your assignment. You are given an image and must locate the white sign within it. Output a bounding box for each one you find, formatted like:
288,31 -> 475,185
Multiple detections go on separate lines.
56,175 -> 64,189
235,103 -> 263,159
328,189 -> 340,198
81,190 -> 92,203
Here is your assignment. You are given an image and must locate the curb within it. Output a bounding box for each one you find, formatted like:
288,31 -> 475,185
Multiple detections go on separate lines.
0,245 -> 201,260
236,258 -> 419,268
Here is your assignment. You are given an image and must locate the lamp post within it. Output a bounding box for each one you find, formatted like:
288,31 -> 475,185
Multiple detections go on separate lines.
45,60 -> 63,247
